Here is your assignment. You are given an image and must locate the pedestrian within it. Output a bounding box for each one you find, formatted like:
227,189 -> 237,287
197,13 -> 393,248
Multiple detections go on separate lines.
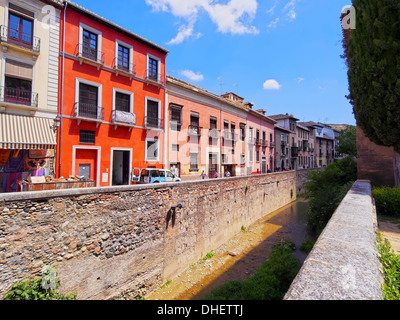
214,171 -> 219,179
201,170 -> 207,180
225,170 -> 231,177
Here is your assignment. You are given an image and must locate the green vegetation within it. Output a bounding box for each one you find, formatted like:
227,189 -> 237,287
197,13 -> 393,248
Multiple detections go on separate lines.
304,157 -> 357,234
299,241 -> 314,254
377,232 -> 400,300
205,241 -> 301,300
373,187 -> 400,217
4,266 -> 77,300
337,125 -> 357,157
241,225 -> 247,233
200,251 -> 214,263
344,0 -> 400,154
160,280 -> 172,289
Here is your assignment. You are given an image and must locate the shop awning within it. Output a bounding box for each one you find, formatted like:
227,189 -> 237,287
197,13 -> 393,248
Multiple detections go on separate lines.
0,113 -> 57,150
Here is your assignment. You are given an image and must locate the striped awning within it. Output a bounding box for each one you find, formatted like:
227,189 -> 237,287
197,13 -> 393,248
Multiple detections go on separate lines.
0,113 -> 57,150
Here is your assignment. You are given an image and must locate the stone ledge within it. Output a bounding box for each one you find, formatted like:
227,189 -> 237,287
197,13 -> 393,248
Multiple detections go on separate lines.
284,180 -> 384,300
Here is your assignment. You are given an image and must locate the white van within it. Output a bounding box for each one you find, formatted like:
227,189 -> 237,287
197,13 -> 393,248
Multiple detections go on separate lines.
131,168 -> 181,184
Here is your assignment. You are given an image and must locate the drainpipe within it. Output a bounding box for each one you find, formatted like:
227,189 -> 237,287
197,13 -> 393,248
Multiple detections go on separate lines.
163,54 -> 168,169
58,0 -> 67,178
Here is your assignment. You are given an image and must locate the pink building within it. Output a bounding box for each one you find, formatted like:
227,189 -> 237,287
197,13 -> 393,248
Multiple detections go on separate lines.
246,107 -> 276,174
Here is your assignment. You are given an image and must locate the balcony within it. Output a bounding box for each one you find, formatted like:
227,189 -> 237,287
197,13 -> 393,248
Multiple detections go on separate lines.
144,116 -> 164,130
145,70 -> 165,87
76,43 -> 105,70
113,58 -> 136,80
74,102 -> 104,127
209,128 -> 219,139
188,125 -> 202,136
0,26 -> 40,58
262,140 -> 269,148
269,141 -> 275,148
0,86 -> 38,110
112,110 -> 136,131
223,130 -> 238,142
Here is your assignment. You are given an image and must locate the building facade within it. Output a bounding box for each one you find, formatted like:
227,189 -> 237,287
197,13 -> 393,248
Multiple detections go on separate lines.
57,2 -> 168,187
274,125 -> 291,171
0,0 -> 62,192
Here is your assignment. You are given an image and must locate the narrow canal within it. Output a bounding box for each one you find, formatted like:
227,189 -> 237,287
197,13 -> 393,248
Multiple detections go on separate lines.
147,199 -> 314,300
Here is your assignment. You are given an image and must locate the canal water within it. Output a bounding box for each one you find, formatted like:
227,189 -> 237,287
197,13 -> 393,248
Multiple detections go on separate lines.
147,199 -> 314,300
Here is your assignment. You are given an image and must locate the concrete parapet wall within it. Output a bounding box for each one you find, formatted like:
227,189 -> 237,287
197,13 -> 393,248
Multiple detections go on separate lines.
0,171 -> 297,300
284,180 -> 384,300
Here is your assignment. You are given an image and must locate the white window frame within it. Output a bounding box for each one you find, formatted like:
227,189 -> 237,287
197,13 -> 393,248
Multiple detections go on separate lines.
112,88 -> 134,113
79,23 -> 102,62
145,137 -> 159,162
146,53 -> 161,82
115,39 -> 134,73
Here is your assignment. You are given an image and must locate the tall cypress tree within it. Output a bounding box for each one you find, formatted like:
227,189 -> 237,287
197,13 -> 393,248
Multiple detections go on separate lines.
343,0 -> 400,185
345,0 -> 400,151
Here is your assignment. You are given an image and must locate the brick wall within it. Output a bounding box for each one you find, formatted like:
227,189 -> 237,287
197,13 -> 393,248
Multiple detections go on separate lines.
356,126 -> 395,187
0,172 -> 298,300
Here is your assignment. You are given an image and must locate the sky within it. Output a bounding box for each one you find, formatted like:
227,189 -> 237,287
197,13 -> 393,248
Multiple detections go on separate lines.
72,0 -> 356,125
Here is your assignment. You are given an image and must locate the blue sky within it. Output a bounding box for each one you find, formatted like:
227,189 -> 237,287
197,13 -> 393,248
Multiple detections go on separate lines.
73,0 -> 355,125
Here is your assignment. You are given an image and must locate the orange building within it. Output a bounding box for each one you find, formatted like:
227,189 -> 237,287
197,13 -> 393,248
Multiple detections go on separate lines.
57,2 -> 168,187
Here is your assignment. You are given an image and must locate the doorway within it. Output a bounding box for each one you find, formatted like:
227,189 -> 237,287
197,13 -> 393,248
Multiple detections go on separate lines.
112,150 -> 130,186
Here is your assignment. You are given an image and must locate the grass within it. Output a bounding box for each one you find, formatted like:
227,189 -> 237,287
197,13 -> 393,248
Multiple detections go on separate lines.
205,242 -> 301,300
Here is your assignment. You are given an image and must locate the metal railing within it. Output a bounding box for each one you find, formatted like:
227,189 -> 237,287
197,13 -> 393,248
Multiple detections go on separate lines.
0,25 -> 40,53
145,70 -> 165,86
0,86 -> 38,107
76,43 -> 105,65
223,130 -> 238,141
188,125 -> 202,136
74,102 -> 104,121
209,128 -> 219,139
113,58 -> 136,76
144,116 -> 164,129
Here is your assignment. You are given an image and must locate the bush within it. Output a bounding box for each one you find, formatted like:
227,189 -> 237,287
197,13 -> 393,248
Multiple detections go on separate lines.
373,187 -> 400,217
377,232 -> 400,300
4,266 -> 77,300
205,242 -> 301,300
304,157 -> 357,234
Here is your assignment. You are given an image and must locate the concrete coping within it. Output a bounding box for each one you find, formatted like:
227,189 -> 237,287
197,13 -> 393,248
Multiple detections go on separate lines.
284,180 -> 384,300
0,170 -> 296,203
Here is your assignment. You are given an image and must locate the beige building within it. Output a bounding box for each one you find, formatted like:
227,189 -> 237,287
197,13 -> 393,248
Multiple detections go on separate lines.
0,0 -> 61,192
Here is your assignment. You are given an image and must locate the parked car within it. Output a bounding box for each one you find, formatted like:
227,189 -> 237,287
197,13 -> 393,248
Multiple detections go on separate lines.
132,168 -> 181,184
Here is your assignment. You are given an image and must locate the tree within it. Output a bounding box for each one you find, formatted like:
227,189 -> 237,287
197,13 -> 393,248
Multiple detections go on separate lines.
338,125 -> 357,157
343,0 -> 400,186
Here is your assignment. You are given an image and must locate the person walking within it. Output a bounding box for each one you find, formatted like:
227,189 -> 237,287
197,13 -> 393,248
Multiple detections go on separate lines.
201,170 -> 207,180
214,171 -> 219,179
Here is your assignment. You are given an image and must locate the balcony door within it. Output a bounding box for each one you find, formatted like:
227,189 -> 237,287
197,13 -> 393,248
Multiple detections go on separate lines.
79,83 -> 98,119
8,12 -> 33,48
146,99 -> 159,128
82,29 -> 98,61
4,76 -> 32,106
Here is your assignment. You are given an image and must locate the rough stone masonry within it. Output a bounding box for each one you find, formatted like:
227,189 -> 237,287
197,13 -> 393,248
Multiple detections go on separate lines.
0,171 -> 299,300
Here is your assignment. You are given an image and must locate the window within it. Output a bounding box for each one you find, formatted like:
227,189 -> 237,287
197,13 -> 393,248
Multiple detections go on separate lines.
249,149 -> 253,162
145,138 -> 159,162
256,150 -> 260,163
190,113 -> 200,135
190,153 -> 198,170
117,44 -> 130,72
115,92 -> 130,113
170,106 -> 182,131
82,29 -> 98,61
249,127 -> 254,141
79,83 -> 99,119
4,76 -> 32,106
172,144 -> 179,152
148,56 -> 159,81
8,11 -> 33,48
145,98 -> 161,128
240,123 -> 245,141
79,130 -> 95,144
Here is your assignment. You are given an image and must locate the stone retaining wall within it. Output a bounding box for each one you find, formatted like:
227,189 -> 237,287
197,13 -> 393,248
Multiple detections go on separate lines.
0,171 -> 297,300
284,180 -> 384,300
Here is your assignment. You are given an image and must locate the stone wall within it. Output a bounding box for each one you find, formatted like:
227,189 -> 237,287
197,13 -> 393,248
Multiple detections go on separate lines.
0,171 -> 297,300
284,180 -> 383,300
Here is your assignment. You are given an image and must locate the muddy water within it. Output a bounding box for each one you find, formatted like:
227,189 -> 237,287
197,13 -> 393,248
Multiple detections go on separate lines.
147,199 -> 314,301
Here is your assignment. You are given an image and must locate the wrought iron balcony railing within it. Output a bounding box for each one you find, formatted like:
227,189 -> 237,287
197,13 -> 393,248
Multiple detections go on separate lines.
0,25 -> 40,53
113,58 -> 136,79
188,125 -> 202,136
223,130 -> 238,141
74,102 -> 104,121
76,43 -> 105,68
145,70 -> 165,87
209,128 -> 219,139
0,86 -> 38,108
144,116 -> 164,129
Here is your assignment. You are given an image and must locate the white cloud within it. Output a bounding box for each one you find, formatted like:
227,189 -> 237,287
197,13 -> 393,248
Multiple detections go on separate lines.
181,70 -> 204,82
263,79 -> 282,90
297,77 -> 305,83
267,17 -> 280,29
284,0 -> 297,22
146,0 -> 259,44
